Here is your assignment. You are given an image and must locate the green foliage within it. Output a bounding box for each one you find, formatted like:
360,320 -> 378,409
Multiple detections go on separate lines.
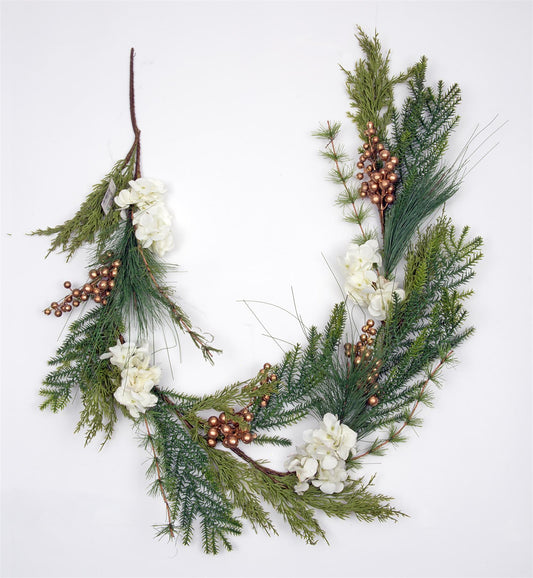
181,378 -> 276,436
310,346 -> 375,431
313,121 -> 375,244
342,26 -> 421,143
101,220 -> 220,359
299,473 -> 404,523
207,448 -> 278,536
391,60 -> 461,186
208,449 -> 402,544
144,402 -> 242,554
309,217 -> 481,441
252,303 -> 346,431
354,216 -> 483,438
32,155 -> 136,260
383,65 -> 462,276
40,303 -> 124,445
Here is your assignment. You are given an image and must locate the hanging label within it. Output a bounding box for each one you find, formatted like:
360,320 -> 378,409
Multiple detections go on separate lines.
101,179 -> 117,215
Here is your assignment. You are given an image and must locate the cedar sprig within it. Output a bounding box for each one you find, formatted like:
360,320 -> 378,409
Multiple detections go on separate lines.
342,26 -> 422,144
32,154 -> 136,260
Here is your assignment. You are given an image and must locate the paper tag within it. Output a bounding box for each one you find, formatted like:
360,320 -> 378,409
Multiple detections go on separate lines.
101,179 -> 117,215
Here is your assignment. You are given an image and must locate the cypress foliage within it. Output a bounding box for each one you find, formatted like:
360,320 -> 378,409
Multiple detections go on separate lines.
342,26 -> 421,144
32,155 -> 136,259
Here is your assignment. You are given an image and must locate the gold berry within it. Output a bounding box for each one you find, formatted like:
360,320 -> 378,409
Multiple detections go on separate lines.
368,395 -> 379,407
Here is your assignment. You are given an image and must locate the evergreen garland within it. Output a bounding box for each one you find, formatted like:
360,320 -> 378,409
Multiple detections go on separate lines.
36,34 -> 483,553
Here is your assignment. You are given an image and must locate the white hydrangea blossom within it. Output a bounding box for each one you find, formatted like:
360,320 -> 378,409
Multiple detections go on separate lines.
101,340 -> 160,418
285,413 -> 357,495
344,239 -> 382,273
344,239 -> 382,306
312,462 -> 349,495
367,278 -> 406,321
115,177 -> 174,256
344,238 -> 404,319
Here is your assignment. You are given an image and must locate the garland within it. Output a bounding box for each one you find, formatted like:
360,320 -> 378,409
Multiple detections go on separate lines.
35,29 -> 483,554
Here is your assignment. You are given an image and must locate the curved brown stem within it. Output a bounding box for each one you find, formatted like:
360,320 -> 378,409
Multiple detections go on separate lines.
352,350 -> 453,461
229,446 -> 291,479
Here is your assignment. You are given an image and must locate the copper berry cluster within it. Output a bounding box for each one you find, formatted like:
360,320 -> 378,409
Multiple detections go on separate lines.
344,319 -> 382,407
356,121 -> 399,216
43,251 -> 121,317
205,363 -> 276,449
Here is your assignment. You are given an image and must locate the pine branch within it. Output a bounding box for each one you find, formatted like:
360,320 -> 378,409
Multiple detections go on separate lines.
252,303 -> 346,431
383,63 -> 462,276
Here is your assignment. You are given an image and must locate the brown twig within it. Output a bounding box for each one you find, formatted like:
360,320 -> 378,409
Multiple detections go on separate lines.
129,48 -> 142,179
229,446 -> 291,479
351,350 -> 454,461
143,417 -> 175,537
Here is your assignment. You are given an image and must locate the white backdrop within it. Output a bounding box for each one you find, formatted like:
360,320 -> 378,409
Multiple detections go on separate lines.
1,1 -> 532,577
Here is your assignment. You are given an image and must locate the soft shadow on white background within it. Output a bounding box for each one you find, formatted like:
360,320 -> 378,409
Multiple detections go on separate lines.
1,1 -> 532,577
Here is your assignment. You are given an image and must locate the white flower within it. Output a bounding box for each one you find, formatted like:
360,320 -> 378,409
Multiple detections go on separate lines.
304,413 -> 358,463
337,423 -> 358,460
133,203 -> 173,255
367,278 -> 405,321
101,341 -> 161,419
312,462 -> 348,494
113,386 -> 158,419
152,231 -> 174,257
344,239 -> 382,274
115,187 -> 142,210
286,414 -> 358,494
100,340 -> 151,370
116,178 -> 166,211
345,269 -> 378,306
120,365 -> 161,394
343,240 -> 381,307
293,481 -> 310,495
129,178 -> 166,208
114,178 -> 174,256
285,454 -> 318,483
